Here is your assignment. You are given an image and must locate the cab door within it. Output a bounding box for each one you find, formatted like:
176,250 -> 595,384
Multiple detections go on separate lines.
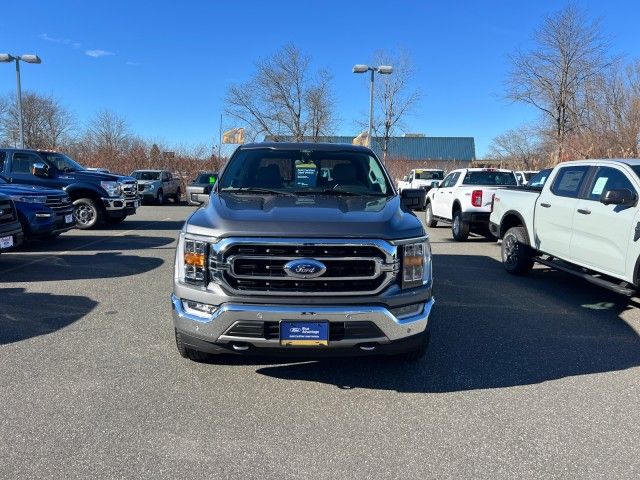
432,171 -> 459,218
570,165 -> 639,279
534,165 -> 591,259
6,151 -> 55,188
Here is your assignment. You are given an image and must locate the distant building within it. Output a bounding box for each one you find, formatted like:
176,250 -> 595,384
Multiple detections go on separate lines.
263,135 -> 476,169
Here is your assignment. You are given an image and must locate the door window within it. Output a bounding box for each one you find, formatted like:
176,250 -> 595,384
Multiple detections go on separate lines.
586,167 -> 636,201
11,152 -> 45,174
550,166 -> 590,198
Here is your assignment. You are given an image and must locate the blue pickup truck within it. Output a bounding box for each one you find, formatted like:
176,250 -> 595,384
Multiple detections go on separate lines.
0,176 -> 76,239
0,148 -> 140,229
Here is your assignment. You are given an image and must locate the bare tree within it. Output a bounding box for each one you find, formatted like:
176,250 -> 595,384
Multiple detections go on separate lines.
488,126 -> 544,169
0,91 -> 75,149
225,44 -> 338,141
361,51 -> 421,161
506,5 -> 612,161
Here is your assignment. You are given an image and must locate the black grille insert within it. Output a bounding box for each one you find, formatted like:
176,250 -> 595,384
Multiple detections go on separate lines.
223,321 -> 385,341
0,200 -> 16,224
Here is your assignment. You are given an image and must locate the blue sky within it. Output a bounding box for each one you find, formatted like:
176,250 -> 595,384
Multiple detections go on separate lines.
2,0 -> 640,157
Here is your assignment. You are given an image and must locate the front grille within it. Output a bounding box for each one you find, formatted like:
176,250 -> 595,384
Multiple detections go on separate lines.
223,321 -> 385,341
0,199 -> 16,224
210,239 -> 399,296
121,182 -> 138,200
45,194 -> 73,213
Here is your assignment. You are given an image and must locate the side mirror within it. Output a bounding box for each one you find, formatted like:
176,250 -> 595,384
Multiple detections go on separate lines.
32,162 -> 49,177
400,188 -> 426,210
601,189 -> 636,206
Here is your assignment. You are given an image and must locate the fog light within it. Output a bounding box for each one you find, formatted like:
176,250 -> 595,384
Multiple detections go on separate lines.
182,300 -> 218,316
391,303 -> 423,319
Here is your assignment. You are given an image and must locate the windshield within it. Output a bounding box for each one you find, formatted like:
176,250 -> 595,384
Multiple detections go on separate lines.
523,171 -> 537,181
196,173 -> 218,184
132,171 -> 161,180
43,153 -> 85,173
219,148 -> 392,196
462,171 -> 517,186
415,171 -> 444,180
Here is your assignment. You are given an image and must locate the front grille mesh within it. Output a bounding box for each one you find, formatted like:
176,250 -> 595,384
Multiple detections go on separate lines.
45,195 -> 73,213
216,242 -> 393,295
0,200 -> 16,224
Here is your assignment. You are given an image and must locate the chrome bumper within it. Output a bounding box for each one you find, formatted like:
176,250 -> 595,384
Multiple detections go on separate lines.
102,196 -> 140,211
171,293 -> 434,348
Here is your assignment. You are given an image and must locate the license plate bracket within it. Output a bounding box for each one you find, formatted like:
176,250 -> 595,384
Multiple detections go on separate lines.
65,214 -> 73,224
280,321 -> 329,346
0,235 -> 14,249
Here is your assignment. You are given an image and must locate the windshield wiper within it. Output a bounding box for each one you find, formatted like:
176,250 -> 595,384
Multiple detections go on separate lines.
294,188 -> 386,197
221,187 -> 294,196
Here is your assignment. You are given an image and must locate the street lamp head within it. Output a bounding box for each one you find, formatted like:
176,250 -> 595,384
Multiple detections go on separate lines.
377,65 -> 393,74
352,64 -> 369,74
20,54 -> 41,64
0,54 -> 14,63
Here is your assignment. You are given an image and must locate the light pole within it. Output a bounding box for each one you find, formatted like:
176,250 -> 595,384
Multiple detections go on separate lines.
352,64 -> 393,150
0,54 -> 42,148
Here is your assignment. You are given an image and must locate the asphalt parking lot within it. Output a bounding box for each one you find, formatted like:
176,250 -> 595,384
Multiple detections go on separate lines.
1,205 -> 639,479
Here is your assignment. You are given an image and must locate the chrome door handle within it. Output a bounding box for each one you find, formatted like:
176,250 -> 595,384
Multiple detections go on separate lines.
540,202 -> 551,208
577,208 -> 591,215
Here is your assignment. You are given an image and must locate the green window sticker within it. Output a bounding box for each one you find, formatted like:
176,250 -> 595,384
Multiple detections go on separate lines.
591,177 -> 608,196
209,176 -> 217,185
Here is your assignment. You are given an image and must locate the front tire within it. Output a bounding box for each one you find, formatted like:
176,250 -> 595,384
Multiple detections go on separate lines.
174,187 -> 182,203
452,210 -> 469,241
395,330 -> 430,361
425,203 -> 438,227
156,189 -> 164,205
175,329 -> 210,362
73,198 -> 103,230
502,226 -> 535,275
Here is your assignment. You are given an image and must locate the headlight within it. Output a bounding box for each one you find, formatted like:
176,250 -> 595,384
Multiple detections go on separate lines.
100,181 -> 121,197
9,195 -> 47,204
181,235 -> 208,284
401,240 -> 431,289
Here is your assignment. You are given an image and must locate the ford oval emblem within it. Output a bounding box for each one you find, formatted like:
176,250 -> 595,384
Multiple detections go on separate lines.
284,258 -> 327,279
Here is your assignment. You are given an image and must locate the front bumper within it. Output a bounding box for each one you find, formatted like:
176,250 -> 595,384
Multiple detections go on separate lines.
171,293 -> 434,355
102,196 -> 140,216
0,223 -> 24,252
186,186 -> 208,205
16,204 -> 75,238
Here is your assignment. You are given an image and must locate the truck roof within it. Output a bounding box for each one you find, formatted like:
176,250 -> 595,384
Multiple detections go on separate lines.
240,142 -> 375,154
559,158 -> 640,167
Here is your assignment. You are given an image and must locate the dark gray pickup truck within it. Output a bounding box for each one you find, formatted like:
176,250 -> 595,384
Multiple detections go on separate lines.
171,142 -> 435,360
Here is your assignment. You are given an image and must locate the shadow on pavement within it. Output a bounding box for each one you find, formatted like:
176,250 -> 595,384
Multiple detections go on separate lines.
20,234 -> 175,253
0,288 -> 98,345
102,219 -> 186,231
255,254 -> 640,392
0,252 -> 163,282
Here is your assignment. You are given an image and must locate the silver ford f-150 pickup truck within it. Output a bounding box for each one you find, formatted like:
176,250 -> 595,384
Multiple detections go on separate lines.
171,142 -> 434,360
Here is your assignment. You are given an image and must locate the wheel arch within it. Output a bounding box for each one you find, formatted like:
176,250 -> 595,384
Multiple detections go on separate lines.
500,211 -> 529,242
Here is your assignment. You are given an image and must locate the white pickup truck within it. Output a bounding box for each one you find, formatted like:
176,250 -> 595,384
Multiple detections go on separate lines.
397,169 -> 445,204
425,168 -> 518,241
490,159 -> 640,294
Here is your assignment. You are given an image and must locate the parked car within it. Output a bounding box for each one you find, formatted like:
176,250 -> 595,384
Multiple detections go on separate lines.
397,169 -> 445,209
0,148 -> 139,229
0,193 -> 24,254
0,175 -> 75,239
186,171 -> 218,206
131,170 -> 182,204
514,170 -> 539,185
171,142 -> 433,361
490,159 -> 640,295
424,168 -> 518,240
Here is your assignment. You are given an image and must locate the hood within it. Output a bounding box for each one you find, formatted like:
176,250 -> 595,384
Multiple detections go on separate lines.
57,170 -> 135,183
0,183 -> 66,197
186,193 -> 425,240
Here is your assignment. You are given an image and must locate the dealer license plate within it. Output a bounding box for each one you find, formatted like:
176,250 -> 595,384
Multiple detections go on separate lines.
65,214 -> 74,224
0,235 -> 13,249
280,321 -> 329,346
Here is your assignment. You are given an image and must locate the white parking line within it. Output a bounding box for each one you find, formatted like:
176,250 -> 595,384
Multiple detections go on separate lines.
0,217 -> 173,275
